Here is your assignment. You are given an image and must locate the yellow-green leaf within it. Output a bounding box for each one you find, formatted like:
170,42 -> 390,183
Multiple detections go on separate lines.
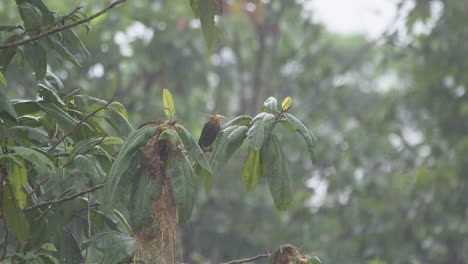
8,157 -> 28,209
0,71 -> 6,86
163,88 -> 175,120
281,96 -> 292,111
242,148 -> 261,192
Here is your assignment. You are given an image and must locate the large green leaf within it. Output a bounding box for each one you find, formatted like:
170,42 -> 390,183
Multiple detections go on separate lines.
24,42 -> 47,80
246,112 -> 275,150
261,135 -> 293,210
2,184 -> 30,246
0,83 -> 18,120
222,115 -> 252,129
210,125 -> 248,174
130,168 -> 161,231
102,125 -> 157,212
41,103 -> 93,141
283,113 -> 317,162
71,155 -> 106,183
105,107 -> 135,137
175,125 -> 212,174
46,36 -> 81,67
67,137 -> 105,162
241,148 -> 261,192
12,146 -> 55,178
0,71 -> 6,86
17,1 -> 42,32
82,232 -> 135,264
10,126 -> 49,146
199,0 -> 220,51
167,152 -> 197,224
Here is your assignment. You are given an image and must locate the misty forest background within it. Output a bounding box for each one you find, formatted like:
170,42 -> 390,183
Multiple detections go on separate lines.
1,0 -> 468,263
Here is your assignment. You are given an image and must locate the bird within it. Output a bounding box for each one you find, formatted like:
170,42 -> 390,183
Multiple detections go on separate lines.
198,114 -> 224,152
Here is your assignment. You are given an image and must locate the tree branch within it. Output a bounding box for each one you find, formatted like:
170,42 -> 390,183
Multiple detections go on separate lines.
221,253 -> 271,264
48,97 -> 114,153
23,184 -> 104,212
0,0 -> 127,49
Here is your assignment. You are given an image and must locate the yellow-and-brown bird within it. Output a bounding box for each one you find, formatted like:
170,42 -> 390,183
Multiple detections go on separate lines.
198,114 -> 224,152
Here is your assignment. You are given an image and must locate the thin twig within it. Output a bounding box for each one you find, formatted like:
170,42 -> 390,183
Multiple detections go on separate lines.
26,176 -> 50,198
0,167 -> 8,261
48,98 -> 114,153
0,0 -> 127,49
82,192 -> 92,264
23,184 -> 104,212
221,253 -> 271,264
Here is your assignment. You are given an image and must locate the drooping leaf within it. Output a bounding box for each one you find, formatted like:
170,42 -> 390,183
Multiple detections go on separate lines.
44,71 -> 64,92
114,209 -> 133,235
2,184 -> 30,246
67,137 -> 104,162
262,97 -> 278,113
246,112 -> 275,150
175,125 -> 212,174
167,152 -> 197,223
7,157 -> 28,209
102,125 -> 157,212
163,88 -> 175,120
0,83 -> 18,120
222,115 -> 252,129
199,0 -> 220,51
105,107 -> 135,137
283,113 -> 317,162
12,146 -> 55,178
281,96 -> 292,111
82,231 -> 135,264
110,101 -> 128,119
130,168 -> 160,231
159,128 -> 179,147
241,148 -> 261,192
210,125 -> 248,174
24,42 -> 47,80
46,36 -> 81,67
10,126 -> 49,146
71,155 -> 106,183
17,2 -> 42,32
261,135 -> 293,210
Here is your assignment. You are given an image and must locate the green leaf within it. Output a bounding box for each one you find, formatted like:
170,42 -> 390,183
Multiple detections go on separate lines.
82,231 -> 135,264
159,128 -> 179,147
17,2 -> 42,32
199,0 -> 220,51
24,42 -> 47,80
130,168 -> 161,231
41,103 -> 93,141
262,97 -> 278,113
46,36 -> 81,67
7,157 -> 28,209
175,125 -> 212,174
163,88 -> 175,120
2,184 -> 30,246
9,126 -> 50,146
210,125 -> 248,174
38,254 -> 60,264
241,148 -> 261,192
246,112 -> 275,150
189,0 -> 199,17
61,29 -> 90,60
167,152 -> 197,224
12,146 -> 55,178
38,84 -> 65,106
57,228 -> 83,263
222,115 -> 252,129
261,135 -> 293,210
44,71 -> 64,92
283,113 -> 317,162
41,243 -> 58,252
105,107 -> 135,137
0,83 -> 18,120
110,102 -> 128,119
71,155 -> 106,183
67,137 -> 104,162
308,256 -> 322,264
0,71 -> 6,86
102,125 -> 157,213
114,209 -> 133,235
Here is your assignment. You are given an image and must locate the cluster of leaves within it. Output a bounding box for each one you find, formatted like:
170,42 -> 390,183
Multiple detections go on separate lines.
0,0 -> 90,78
0,74 -> 135,263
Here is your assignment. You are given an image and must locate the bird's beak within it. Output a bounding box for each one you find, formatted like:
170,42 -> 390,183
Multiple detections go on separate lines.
212,114 -> 225,121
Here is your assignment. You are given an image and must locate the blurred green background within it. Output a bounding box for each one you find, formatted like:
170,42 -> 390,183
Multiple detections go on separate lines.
1,0 -> 467,263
